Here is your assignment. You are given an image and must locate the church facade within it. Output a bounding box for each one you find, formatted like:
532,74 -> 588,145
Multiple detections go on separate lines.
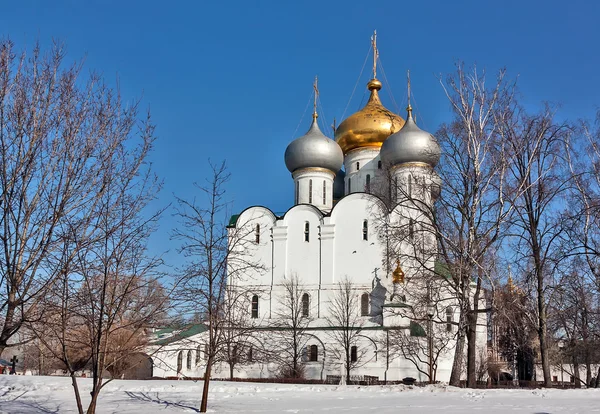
152,37 -> 487,383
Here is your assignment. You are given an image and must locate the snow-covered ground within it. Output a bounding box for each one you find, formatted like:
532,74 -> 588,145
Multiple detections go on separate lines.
0,375 -> 598,413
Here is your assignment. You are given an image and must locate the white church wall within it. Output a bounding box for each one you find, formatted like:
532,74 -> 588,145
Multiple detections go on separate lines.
329,193 -> 386,288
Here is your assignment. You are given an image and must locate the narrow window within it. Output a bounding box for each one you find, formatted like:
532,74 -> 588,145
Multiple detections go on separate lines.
351,346 -> 358,362
322,180 -> 326,204
309,179 -> 313,203
356,161 -> 360,171
378,160 -> 382,169
196,345 -> 202,365
248,347 -> 253,363
232,344 -> 238,365
251,295 -> 259,318
348,177 -> 352,193
255,224 -> 260,244
409,218 -> 415,242
446,307 -> 453,332
393,177 -> 398,202
408,175 -> 412,198
366,174 -> 371,193
363,220 -> 368,241
177,351 -> 183,373
304,222 -> 310,242
302,293 -> 310,317
296,181 -> 299,204
187,350 -> 192,369
310,345 -> 318,362
361,293 -> 369,316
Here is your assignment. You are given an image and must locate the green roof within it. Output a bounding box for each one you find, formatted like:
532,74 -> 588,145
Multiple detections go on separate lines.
410,321 -> 426,337
435,260 -> 452,280
152,323 -> 208,346
227,214 -> 240,227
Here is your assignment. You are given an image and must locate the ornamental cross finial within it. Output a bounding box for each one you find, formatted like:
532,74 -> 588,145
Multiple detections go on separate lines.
407,70 -> 413,116
313,75 -> 319,119
371,30 -> 378,79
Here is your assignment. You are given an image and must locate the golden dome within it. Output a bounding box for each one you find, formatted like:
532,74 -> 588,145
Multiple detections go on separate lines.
335,79 -> 405,154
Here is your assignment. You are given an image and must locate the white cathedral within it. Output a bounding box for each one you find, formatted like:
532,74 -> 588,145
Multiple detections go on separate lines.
151,36 -> 487,383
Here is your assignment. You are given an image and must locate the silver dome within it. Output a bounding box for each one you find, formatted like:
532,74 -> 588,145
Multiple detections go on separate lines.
380,113 -> 441,167
333,169 -> 346,200
285,117 -> 344,174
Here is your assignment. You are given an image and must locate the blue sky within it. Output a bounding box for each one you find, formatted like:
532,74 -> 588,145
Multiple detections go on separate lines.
2,0 -> 599,267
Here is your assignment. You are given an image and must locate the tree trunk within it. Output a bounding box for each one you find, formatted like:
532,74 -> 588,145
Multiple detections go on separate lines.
537,288 -> 551,387
70,374 -> 85,414
346,347 -> 351,384
229,363 -> 234,380
466,312 -> 477,387
449,324 -> 465,386
200,361 -> 212,412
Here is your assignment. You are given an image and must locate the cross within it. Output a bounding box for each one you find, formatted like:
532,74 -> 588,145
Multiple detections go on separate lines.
372,267 -> 380,289
312,75 -> 319,119
371,30 -> 378,78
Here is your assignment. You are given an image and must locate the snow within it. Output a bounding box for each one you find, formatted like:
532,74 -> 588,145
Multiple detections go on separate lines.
1,375 -> 599,413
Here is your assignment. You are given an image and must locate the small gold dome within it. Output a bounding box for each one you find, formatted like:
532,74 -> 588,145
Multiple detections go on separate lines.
335,79 -> 405,154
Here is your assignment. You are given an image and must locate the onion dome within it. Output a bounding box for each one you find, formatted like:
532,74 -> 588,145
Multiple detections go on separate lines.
334,79 -> 405,154
333,169 -> 346,200
285,114 -> 344,174
380,106 -> 441,168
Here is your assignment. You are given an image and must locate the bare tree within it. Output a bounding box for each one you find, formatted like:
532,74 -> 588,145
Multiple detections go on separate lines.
28,110 -> 167,414
267,274 -> 312,379
374,64 -> 517,386
325,277 -> 367,383
385,271 -> 457,383
505,105 -> 573,386
431,64 -> 519,386
0,39 -> 137,358
172,161 -> 262,412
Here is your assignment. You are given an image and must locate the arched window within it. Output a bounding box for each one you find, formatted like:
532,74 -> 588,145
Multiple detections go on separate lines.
378,160 -> 382,169
361,293 -> 369,316
248,346 -> 253,363
251,295 -> 259,318
356,161 -> 360,171
366,174 -> 371,193
255,224 -> 260,244
446,307 -> 453,332
409,218 -> 415,242
295,181 -> 299,204
348,177 -> 352,193
301,293 -> 310,317
322,180 -> 326,204
177,351 -> 183,373
363,220 -> 368,241
196,345 -> 201,365
408,175 -> 412,197
309,179 -> 313,203
351,346 -> 358,362
309,345 -> 318,362
187,350 -> 192,370
304,222 -> 310,242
